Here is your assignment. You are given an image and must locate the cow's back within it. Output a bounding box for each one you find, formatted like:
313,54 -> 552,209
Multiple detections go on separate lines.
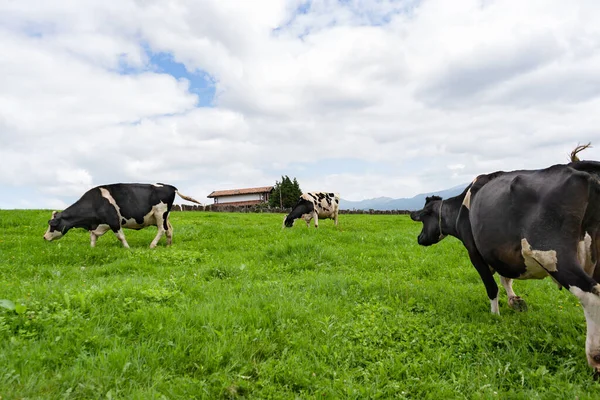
304,192 -> 339,217
467,165 -> 594,273
102,184 -> 177,223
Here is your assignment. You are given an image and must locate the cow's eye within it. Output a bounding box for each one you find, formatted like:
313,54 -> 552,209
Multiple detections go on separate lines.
594,354 -> 600,363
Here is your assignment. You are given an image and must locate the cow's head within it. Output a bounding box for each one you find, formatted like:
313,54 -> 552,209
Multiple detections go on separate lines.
410,196 -> 446,246
43,211 -> 68,241
283,198 -> 315,228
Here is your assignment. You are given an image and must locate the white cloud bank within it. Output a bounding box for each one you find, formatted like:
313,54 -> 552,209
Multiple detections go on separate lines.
1,0 -> 600,208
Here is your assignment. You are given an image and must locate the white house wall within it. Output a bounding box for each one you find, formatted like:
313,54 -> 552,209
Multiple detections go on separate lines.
216,194 -> 263,204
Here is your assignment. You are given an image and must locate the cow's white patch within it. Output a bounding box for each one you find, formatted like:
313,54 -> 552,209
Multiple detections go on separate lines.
462,178 -> 478,210
462,189 -> 472,209
490,296 -> 499,315
578,233 -> 595,277
100,187 -> 122,218
43,229 -> 63,241
520,238 -> 557,278
153,183 -> 164,187
569,285 -> 600,371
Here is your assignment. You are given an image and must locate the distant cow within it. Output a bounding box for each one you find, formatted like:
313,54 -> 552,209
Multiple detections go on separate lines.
283,192 -> 340,228
410,162 -> 600,375
43,183 -> 202,248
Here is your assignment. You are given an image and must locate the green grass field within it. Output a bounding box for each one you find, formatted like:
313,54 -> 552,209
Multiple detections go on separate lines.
1,210 -> 599,399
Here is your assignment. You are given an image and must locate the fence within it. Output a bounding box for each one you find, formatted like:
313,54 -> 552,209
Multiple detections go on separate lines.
173,204 -> 412,215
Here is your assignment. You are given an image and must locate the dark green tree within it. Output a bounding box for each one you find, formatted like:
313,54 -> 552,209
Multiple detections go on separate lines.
269,175 -> 303,208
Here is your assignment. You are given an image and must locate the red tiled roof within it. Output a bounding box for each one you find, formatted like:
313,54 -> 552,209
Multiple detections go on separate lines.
208,186 -> 274,198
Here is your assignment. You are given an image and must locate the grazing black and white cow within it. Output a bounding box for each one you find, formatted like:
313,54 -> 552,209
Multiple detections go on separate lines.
283,192 -> 340,228
43,183 -> 202,248
410,162 -> 600,375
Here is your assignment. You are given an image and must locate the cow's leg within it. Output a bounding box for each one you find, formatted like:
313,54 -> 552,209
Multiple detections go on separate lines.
165,219 -> 173,246
313,212 -> 319,228
97,201 -> 129,248
302,215 -> 312,227
150,227 -> 165,249
551,261 -> 600,375
89,224 -> 111,248
500,276 -> 527,311
300,214 -> 312,228
526,237 -> 600,374
114,229 -> 130,248
570,284 -> 600,376
150,211 -> 166,249
333,211 -> 339,226
456,211 -> 500,314
593,232 -> 600,283
473,257 -> 501,314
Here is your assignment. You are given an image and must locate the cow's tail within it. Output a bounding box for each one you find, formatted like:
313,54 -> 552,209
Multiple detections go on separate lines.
570,142 -> 592,162
176,190 -> 203,205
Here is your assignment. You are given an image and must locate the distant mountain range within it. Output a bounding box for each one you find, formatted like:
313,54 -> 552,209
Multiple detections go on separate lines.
339,184 -> 468,211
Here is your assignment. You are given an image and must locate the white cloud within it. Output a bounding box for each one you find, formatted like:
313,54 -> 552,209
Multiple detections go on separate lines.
1,0 -> 600,208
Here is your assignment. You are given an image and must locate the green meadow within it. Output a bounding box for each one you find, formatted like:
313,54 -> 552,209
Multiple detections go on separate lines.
1,210 -> 599,399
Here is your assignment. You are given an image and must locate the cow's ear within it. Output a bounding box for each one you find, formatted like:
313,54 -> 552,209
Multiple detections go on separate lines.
51,211 -> 58,218
410,211 -> 422,221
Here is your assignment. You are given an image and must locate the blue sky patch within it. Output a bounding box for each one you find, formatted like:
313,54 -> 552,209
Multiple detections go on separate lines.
116,45 -> 216,107
149,52 -> 216,107
297,1 -> 312,14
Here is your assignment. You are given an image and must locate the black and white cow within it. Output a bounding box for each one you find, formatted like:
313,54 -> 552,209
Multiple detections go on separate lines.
410,162 -> 600,375
283,192 -> 340,228
43,183 -> 202,248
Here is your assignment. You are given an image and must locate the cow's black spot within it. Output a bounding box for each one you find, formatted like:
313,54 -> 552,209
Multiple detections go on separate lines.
335,198 -> 339,204
329,193 -> 335,197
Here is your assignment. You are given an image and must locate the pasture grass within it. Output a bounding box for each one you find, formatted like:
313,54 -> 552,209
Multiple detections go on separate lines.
0,210 -> 599,399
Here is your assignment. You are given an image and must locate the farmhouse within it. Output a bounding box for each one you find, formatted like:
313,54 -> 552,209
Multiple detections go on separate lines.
207,186 -> 274,207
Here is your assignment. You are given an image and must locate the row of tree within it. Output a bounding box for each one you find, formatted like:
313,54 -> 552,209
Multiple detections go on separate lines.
269,175 -> 302,208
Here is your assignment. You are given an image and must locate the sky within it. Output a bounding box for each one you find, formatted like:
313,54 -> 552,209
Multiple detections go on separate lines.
1,0 -> 600,209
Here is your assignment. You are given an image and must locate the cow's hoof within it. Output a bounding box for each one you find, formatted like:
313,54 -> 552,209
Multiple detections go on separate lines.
509,296 -> 528,312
